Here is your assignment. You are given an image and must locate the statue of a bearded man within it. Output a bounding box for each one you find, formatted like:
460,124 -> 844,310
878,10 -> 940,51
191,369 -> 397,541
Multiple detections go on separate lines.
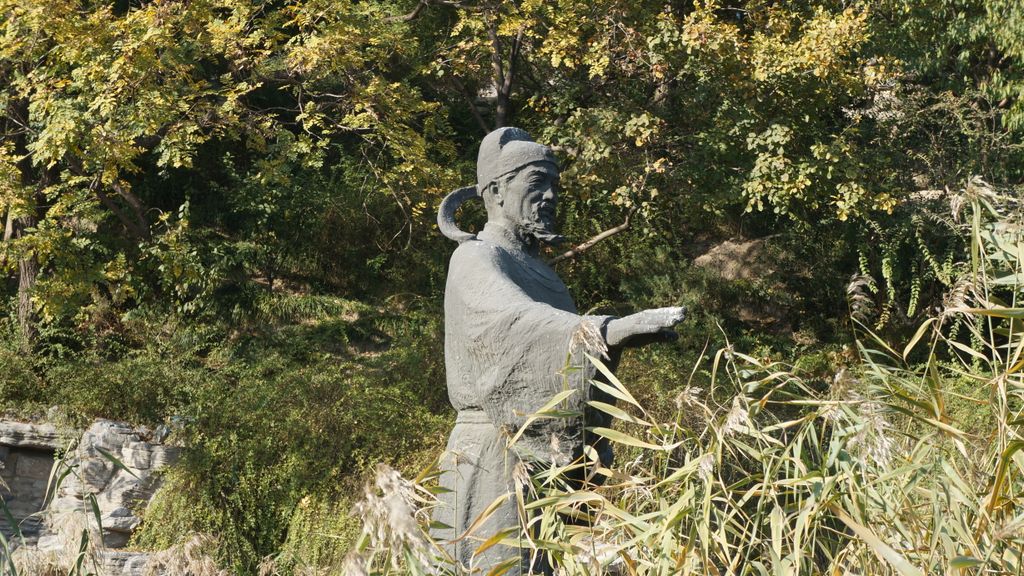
433,127 -> 684,574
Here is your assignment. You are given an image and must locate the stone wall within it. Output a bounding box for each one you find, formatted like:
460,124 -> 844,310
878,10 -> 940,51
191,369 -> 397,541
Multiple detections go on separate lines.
0,422 -> 63,543
0,419 -> 180,575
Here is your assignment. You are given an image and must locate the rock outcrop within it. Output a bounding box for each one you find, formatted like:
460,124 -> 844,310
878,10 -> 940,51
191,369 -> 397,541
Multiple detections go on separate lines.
692,237 -> 775,282
0,419 -> 179,575
0,421 -> 64,451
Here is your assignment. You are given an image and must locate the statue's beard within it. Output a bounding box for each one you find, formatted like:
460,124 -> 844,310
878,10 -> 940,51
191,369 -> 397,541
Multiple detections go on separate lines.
520,207 -> 565,245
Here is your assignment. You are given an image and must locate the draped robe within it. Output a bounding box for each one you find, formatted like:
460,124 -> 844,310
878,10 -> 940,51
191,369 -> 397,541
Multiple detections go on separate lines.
432,222 -> 617,574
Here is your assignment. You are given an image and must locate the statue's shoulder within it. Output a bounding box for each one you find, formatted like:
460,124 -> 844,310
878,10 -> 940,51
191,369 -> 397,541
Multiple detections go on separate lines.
450,237 -> 503,269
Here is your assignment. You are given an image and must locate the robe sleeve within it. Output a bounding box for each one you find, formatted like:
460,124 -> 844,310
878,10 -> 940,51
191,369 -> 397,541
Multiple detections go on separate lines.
446,241 -> 612,465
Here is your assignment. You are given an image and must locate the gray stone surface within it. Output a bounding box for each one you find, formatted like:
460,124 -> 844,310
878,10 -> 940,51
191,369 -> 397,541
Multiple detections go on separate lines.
0,421 -> 63,450
1,418 -> 180,575
97,550 -> 152,576
1,445 -> 55,541
121,442 -> 152,469
433,127 -> 685,575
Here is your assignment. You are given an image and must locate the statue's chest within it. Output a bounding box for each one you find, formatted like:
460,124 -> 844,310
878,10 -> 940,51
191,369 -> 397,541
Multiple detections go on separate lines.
499,250 -> 576,313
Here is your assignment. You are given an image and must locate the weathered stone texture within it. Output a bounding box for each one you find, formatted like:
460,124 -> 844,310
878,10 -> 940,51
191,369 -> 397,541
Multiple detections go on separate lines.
0,421 -> 63,451
0,419 -> 180,575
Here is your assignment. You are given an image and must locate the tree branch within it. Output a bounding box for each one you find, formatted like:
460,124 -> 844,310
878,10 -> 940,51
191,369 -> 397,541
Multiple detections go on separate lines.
450,76 -> 491,134
86,176 -> 149,241
69,161 -> 150,241
550,211 -> 633,265
110,180 -> 151,240
495,27 -> 522,127
383,0 -> 475,22
502,27 -> 522,97
0,209 -> 12,270
3,209 -> 12,243
486,16 -> 509,127
486,19 -> 505,91
384,0 -> 428,23
93,186 -> 144,240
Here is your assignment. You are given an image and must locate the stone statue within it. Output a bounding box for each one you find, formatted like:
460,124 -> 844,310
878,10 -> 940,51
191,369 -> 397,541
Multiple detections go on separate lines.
433,127 -> 685,574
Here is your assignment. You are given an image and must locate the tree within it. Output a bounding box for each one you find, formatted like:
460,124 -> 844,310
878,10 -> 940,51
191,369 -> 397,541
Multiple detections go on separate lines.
0,0 -> 462,338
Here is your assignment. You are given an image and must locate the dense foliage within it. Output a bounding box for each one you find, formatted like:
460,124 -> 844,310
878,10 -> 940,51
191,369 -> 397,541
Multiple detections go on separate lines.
1,0 -> 1022,573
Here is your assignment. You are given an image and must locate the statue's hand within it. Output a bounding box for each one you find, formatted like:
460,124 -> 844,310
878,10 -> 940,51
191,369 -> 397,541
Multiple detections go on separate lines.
605,306 -> 686,348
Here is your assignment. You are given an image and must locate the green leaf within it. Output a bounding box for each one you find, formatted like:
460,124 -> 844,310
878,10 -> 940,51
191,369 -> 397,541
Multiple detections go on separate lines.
95,445 -> 139,479
525,490 -> 606,510
507,389 -> 577,448
955,307 -> 1024,319
903,317 -> 936,360
0,528 -> 19,576
0,497 -> 22,543
586,353 -> 641,408
588,426 -> 679,451
586,400 -> 651,426
829,505 -> 924,576
949,556 -> 984,568
88,494 -> 104,548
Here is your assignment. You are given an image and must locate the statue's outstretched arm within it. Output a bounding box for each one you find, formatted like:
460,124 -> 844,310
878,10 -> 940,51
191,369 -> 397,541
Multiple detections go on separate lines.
604,306 -> 686,348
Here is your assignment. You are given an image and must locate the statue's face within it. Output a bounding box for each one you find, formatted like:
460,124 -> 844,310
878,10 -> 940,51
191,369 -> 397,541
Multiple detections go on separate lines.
501,161 -> 560,239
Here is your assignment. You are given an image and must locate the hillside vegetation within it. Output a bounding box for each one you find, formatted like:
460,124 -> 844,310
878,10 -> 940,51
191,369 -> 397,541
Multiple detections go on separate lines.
1,0 -> 1023,573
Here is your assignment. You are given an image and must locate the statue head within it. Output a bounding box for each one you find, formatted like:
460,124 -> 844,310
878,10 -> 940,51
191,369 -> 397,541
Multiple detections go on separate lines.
437,127 -> 562,246
477,128 -> 561,245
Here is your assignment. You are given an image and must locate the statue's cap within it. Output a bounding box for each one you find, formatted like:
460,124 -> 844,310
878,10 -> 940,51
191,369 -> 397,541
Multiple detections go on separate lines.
476,127 -> 557,191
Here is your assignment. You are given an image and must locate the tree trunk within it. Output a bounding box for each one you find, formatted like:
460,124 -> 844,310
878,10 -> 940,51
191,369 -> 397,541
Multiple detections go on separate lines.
16,212 -> 39,348
12,134 -> 51,349
486,17 -> 521,129
8,95 -> 42,349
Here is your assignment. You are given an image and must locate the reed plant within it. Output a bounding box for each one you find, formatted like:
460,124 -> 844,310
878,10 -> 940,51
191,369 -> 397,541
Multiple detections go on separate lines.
338,178 -> 1024,576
